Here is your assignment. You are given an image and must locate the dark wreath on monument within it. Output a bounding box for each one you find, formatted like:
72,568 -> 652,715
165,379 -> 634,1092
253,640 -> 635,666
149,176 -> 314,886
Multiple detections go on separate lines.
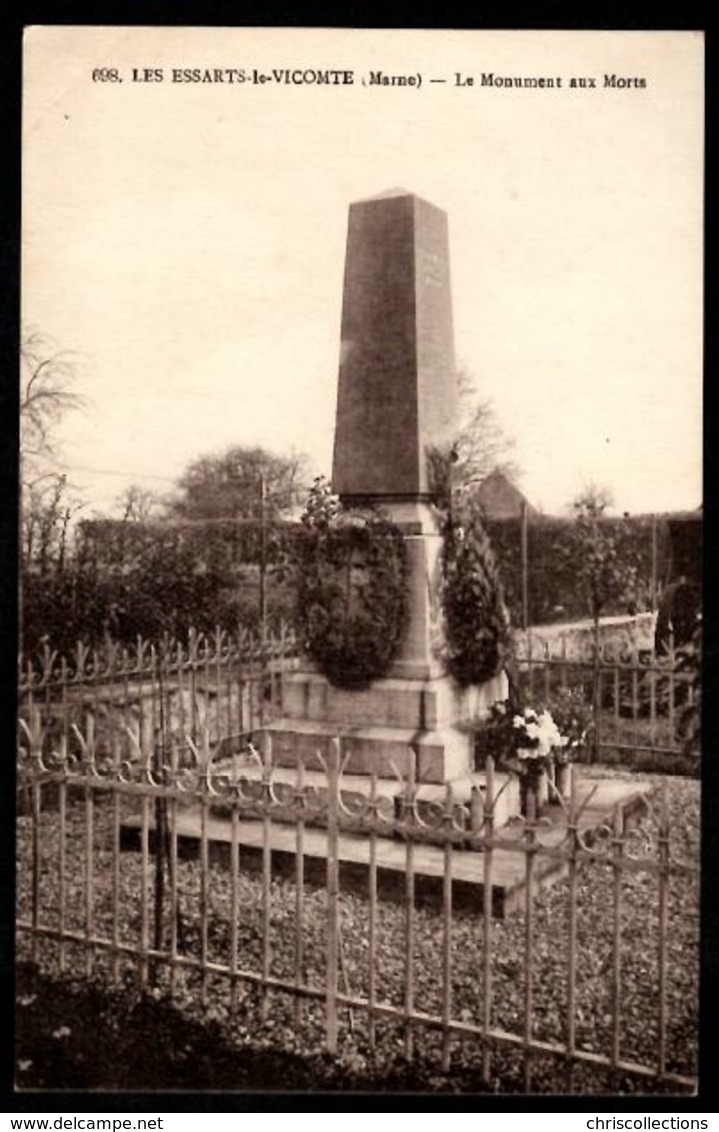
428,445 -> 512,689
296,510 -> 410,690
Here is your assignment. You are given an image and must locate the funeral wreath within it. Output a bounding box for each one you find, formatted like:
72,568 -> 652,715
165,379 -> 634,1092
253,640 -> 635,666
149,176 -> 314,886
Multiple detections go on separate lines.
297,479 -> 409,690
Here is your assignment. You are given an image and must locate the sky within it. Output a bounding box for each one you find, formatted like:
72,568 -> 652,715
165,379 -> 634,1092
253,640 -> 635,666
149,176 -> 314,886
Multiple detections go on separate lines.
22,27 -> 703,518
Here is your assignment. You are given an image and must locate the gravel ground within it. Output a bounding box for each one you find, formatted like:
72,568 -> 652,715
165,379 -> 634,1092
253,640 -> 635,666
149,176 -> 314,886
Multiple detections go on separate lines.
15,769 -> 699,1095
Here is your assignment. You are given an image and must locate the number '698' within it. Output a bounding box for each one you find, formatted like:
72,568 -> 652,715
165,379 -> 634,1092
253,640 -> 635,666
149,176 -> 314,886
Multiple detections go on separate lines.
92,68 -> 121,82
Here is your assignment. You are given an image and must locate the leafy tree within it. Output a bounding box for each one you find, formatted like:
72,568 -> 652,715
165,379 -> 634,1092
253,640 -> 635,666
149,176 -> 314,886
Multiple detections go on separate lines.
563,484 -> 640,760
166,444 -> 311,523
567,485 -> 638,624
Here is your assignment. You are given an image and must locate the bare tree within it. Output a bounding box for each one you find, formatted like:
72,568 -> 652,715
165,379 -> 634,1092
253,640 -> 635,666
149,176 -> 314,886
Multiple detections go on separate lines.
116,483 -> 162,523
568,482 -> 615,521
20,329 -> 88,606
453,367 -> 520,492
20,327 -> 86,487
22,473 -> 86,575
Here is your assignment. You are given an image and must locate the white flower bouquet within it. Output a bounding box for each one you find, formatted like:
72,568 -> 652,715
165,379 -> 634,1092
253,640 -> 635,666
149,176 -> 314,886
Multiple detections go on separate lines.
512,707 -> 567,761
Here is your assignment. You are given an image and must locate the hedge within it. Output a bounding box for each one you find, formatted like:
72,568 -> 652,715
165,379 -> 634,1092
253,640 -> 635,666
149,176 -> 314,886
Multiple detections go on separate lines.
20,512 -> 687,656
483,515 -> 673,626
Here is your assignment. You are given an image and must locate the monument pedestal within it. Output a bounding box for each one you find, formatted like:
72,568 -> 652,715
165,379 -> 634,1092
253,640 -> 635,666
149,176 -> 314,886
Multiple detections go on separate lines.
266,667 -> 508,783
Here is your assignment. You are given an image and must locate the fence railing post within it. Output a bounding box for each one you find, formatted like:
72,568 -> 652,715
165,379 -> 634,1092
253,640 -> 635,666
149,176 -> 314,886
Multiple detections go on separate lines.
260,729 -> 273,1023
591,621 -> 600,763
521,499 -> 529,631
482,755 -> 495,1087
565,769 -> 579,1093
325,735 -> 340,1054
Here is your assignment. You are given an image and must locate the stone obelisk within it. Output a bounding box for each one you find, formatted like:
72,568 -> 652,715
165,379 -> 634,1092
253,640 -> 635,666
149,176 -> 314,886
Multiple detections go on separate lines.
333,189 -> 458,682
267,189 -> 507,783
333,189 -> 458,510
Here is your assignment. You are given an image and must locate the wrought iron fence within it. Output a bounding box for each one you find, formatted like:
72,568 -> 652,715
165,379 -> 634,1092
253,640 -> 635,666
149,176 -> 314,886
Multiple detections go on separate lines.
17,625 -> 300,782
17,710 -> 698,1094
513,621 -> 700,768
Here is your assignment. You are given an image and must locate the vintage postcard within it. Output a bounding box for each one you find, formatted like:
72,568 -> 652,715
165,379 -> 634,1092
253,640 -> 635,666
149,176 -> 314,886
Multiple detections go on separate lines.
18,27 -> 703,1099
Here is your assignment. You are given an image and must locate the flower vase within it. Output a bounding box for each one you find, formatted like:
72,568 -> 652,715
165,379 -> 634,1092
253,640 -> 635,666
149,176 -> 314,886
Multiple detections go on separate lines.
518,755 -> 547,818
554,761 -> 572,802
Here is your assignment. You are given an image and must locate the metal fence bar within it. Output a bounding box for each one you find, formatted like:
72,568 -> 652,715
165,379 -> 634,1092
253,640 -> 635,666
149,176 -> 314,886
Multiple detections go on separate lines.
199,788 -> 209,1006
523,809 -> 536,1093
30,778 -> 41,965
482,756 -> 495,1087
565,774 -> 579,1093
667,633 -> 676,739
441,782 -> 453,1072
260,731 -> 272,1024
294,753 -> 305,1029
235,653 -> 245,745
202,637 -> 213,745
229,784 -> 240,1013
611,805 -> 624,1066
84,776 -> 95,978
404,746 -> 417,1061
649,647 -> 658,747
58,771 -> 67,973
112,778 -> 121,984
325,736 -> 340,1055
169,781 -> 179,998
631,640 -> 639,739
121,647 -> 131,769
527,638 -> 536,701
139,793 -> 150,987
188,635 -> 199,747
560,634 -> 568,695
368,763 -> 378,1050
152,652 -> 165,977
215,629 -> 223,745
657,779 -> 669,1078
48,650 -> 59,760
59,657 -> 70,769
225,641 -> 234,744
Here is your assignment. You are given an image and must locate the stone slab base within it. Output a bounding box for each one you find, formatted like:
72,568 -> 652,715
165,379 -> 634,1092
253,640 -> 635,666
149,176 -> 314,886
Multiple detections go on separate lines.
120,776 -> 655,919
264,718 -> 472,783
282,669 -> 508,731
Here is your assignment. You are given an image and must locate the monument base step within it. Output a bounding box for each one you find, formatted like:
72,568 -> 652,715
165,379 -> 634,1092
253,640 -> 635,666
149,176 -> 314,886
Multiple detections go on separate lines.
263,718 -> 473,783
280,668 -> 508,732
119,776 -> 654,919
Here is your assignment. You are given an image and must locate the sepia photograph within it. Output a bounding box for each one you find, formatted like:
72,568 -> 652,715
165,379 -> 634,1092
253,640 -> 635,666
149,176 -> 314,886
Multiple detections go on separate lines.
17,26 -> 703,1098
